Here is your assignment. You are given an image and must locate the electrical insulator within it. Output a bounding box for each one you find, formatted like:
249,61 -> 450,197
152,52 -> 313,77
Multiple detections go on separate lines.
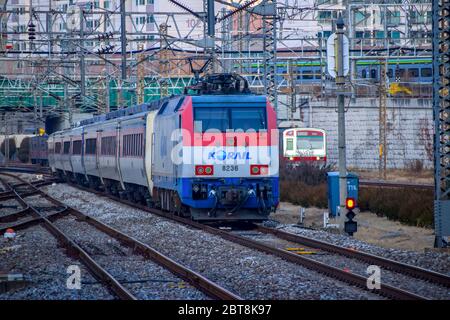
28,22 -> 36,41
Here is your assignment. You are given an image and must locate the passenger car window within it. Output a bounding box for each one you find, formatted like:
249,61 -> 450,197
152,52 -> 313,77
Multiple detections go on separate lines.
63,141 -> 70,154
286,138 -> 294,151
421,68 -> 432,77
72,140 -> 82,155
85,138 -> 97,155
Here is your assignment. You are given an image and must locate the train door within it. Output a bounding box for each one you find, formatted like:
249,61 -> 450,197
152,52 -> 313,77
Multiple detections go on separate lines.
116,121 -> 125,190
96,129 -> 104,185
81,128 -> 88,181
69,135 -> 74,173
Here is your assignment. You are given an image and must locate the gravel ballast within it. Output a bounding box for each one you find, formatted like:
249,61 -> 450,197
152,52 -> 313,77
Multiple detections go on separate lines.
41,183 -> 387,300
1,173 -> 209,300
51,216 -> 208,300
235,231 -> 449,299
277,224 -> 450,276
0,199 -> 21,215
0,225 -> 113,300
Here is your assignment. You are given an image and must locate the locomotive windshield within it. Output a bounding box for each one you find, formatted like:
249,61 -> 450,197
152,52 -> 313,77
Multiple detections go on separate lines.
194,107 -> 267,132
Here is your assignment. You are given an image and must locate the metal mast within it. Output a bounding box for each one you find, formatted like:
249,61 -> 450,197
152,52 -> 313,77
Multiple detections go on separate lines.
379,61 -> 388,180
136,43 -> 145,104
262,0 -> 277,111
432,0 -> 450,248
159,23 -> 170,98
120,0 -> 127,80
335,14 -> 348,229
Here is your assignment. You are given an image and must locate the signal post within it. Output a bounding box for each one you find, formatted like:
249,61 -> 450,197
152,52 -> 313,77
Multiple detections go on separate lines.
327,15 -> 349,230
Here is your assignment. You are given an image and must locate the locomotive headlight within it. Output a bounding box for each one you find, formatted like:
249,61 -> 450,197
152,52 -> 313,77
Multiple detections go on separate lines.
316,156 -> 320,160
192,184 -> 200,193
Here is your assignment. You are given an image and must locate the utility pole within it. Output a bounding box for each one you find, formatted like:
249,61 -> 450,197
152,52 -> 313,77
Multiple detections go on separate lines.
5,115 -> 9,165
287,60 -> 296,122
205,0 -> 216,73
379,60 -> 387,180
40,92 -> 43,121
80,8 -> 86,100
335,15 -> 348,225
33,90 -> 38,131
105,74 -> 110,113
159,23 -> 169,98
137,43 -> 145,103
120,0 -> 127,80
119,0 -> 127,109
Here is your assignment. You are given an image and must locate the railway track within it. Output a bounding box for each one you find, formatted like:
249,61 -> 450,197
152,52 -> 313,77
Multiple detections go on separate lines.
359,179 -> 434,190
60,181 -> 449,300
0,164 -> 50,175
0,173 -> 240,300
254,225 -> 450,287
229,224 -> 450,299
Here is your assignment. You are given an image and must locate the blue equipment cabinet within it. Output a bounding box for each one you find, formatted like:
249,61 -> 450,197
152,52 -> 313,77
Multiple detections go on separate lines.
327,172 -> 359,217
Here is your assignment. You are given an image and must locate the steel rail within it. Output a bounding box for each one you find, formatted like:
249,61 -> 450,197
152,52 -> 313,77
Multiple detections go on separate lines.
0,178 -> 12,196
0,165 -> 50,175
255,225 -> 450,288
0,190 -> 39,201
66,182 -> 428,300
0,176 -> 71,231
1,173 -> 241,301
0,211 -> 69,233
0,175 -> 137,300
0,207 -> 32,223
0,179 -> 56,201
0,176 -> 32,223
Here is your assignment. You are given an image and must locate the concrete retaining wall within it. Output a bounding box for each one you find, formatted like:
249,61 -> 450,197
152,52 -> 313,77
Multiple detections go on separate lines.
277,97 -> 433,169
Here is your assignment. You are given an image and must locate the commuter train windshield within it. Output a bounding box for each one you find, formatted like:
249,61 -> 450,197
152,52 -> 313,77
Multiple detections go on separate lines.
194,107 -> 267,132
296,134 -> 324,150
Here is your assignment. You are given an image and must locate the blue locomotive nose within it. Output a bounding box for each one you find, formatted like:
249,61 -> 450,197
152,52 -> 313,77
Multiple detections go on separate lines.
179,177 -> 279,220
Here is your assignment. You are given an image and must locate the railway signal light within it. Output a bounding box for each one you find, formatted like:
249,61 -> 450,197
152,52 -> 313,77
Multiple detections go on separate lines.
345,198 -> 355,210
344,197 -> 357,236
